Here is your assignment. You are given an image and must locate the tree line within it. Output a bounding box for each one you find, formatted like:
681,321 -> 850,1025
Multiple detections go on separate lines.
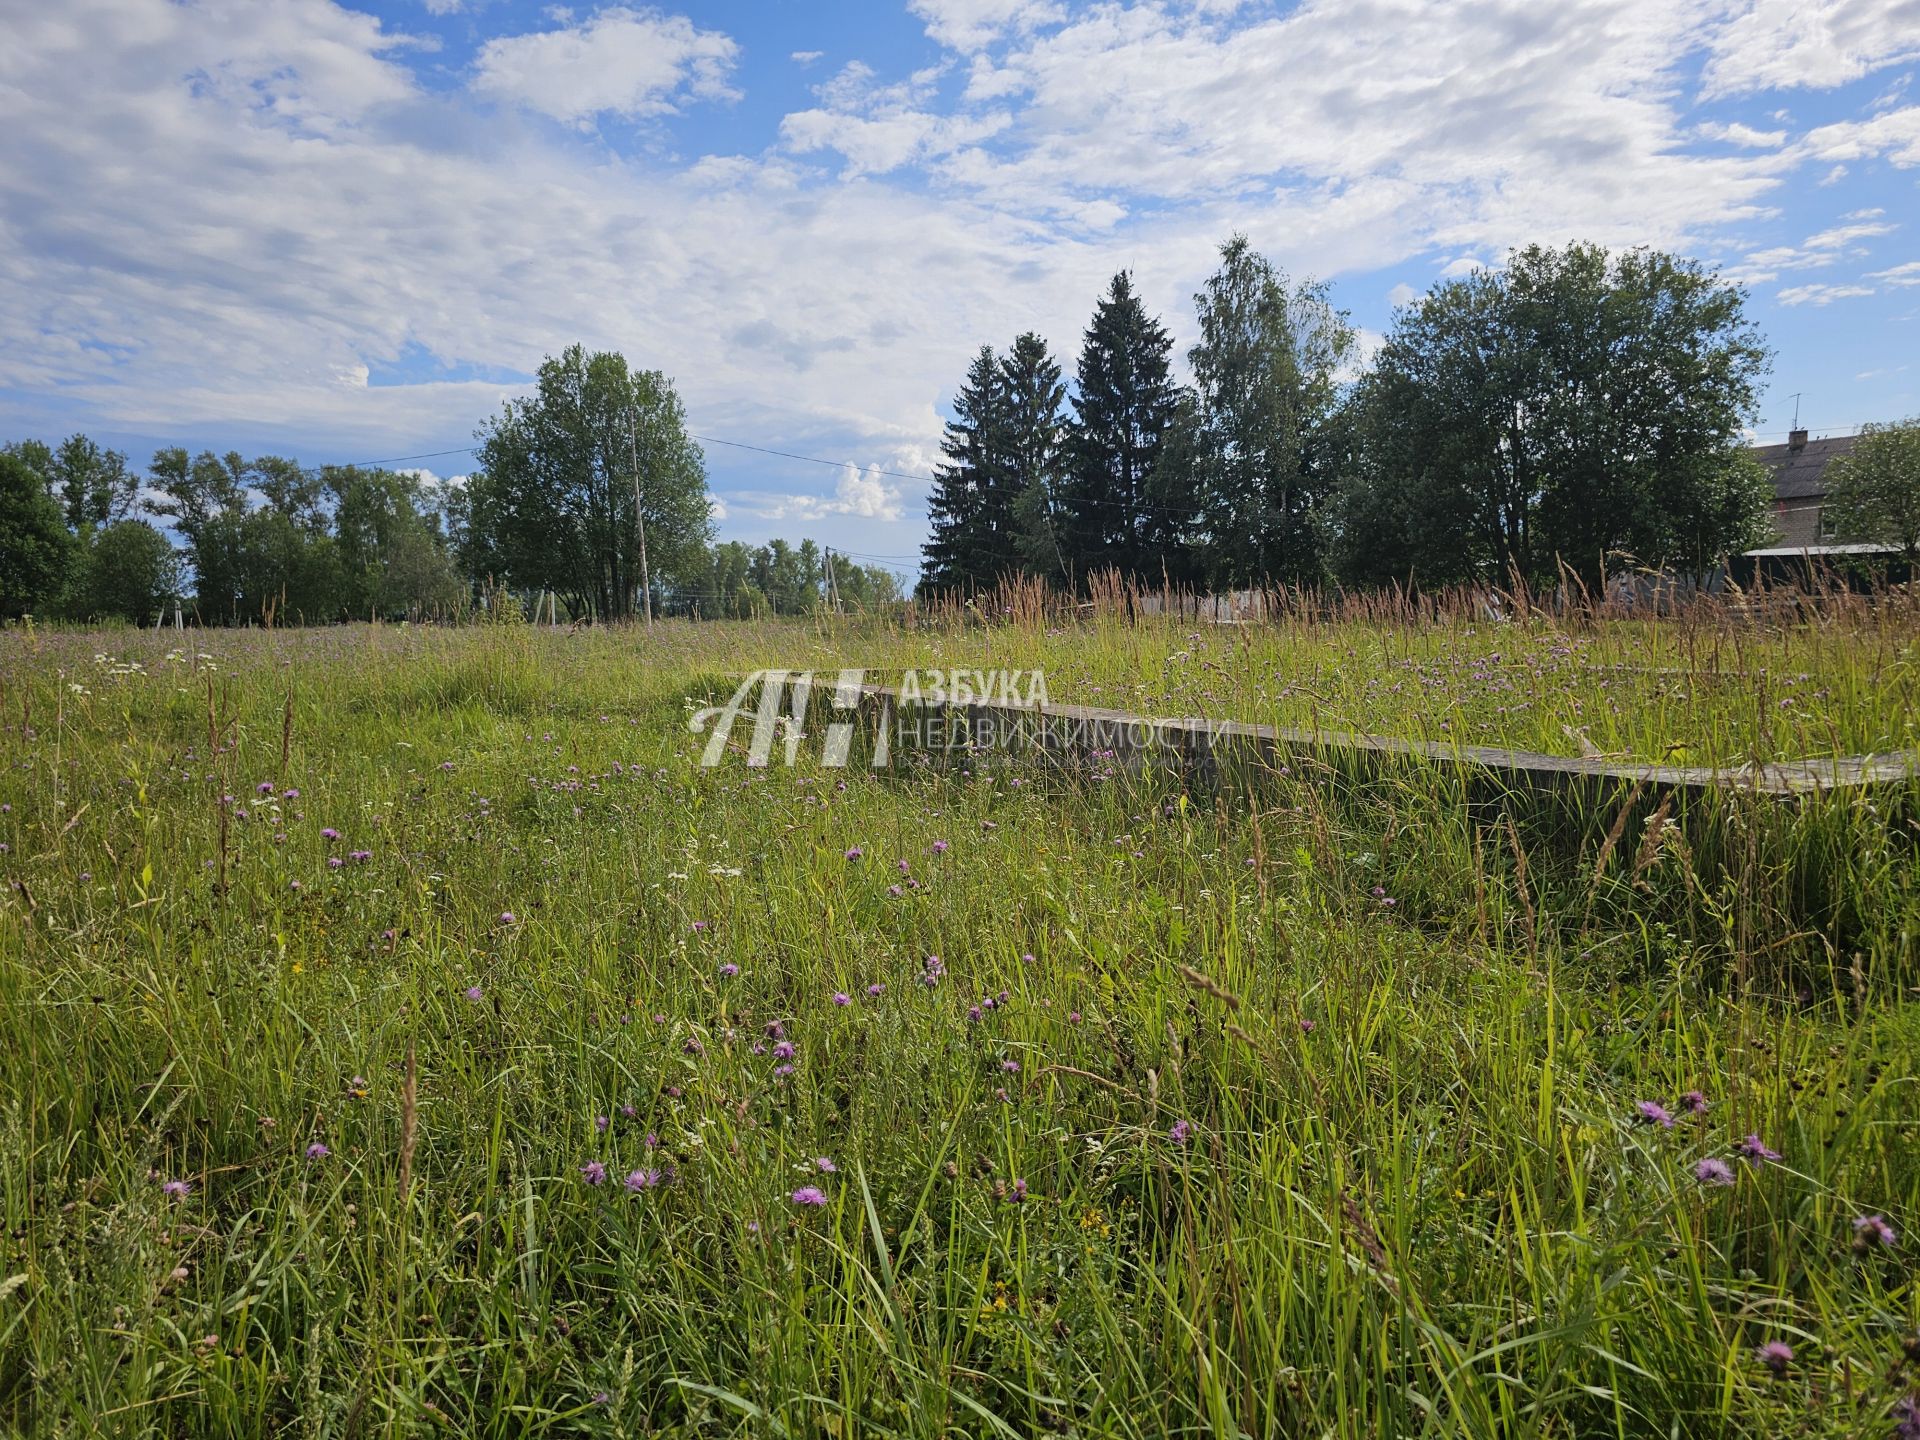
922,238 -> 1782,596
0,345 -> 897,625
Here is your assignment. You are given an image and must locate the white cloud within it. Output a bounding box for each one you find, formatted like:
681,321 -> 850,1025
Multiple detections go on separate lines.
471,7 -> 739,125
1702,0 -> 1920,97
791,50 -> 824,64
730,463 -> 906,523
1387,282 -> 1417,306
1776,281 -> 1875,304
1696,121 -> 1787,147
910,0 -> 1067,52
1870,260 -> 1920,284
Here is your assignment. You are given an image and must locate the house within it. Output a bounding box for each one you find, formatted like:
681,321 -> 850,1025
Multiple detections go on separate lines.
1748,427 -> 1858,548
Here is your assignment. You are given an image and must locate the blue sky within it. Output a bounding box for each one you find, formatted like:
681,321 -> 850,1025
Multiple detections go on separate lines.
2,0 -> 1917,584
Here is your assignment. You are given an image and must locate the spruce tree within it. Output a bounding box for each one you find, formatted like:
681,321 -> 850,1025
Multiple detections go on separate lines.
921,345 -> 1019,594
1062,272 -> 1180,585
999,332 -> 1070,582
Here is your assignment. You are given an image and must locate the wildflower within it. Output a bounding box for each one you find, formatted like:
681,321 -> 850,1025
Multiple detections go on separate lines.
328,857 -> 344,869
771,1040 -> 795,1060
321,827 -> 339,841
815,1157 -> 837,1172
162,1178 -> 191,1198
257,781 -> 275,795
719,963 -> 740,978
887,884 -> 903,897
591,1392 -> 611,1408
1678,1090 -> 1709,1115
844,847 -> 862,861
897,859 -> 910,874
595,1115 -> 609,1132
1170,1119 -> 1192,1144
773,1063 -> 795,1079
498,911 -> 516,925
1000,1058 -> 1020,1073
832,992 -> 851,1006
1756,1340 -> 1793,1375
791,1186 -> 829,1207
967,1005 -> 983,1023
621,1104 -> 637,1119
866,983 -> 884,997
465,985 -> 483,1002
932,840 -> 949,854
1694,1157 -> 1734,1186
304,1141 -> 330,1161
1853,1214 -> 1897,1248
1737,1134 -> 1782,1163
683,1037 -> 704,1056
1008,1179 -> 1028,1203
581,1161 -> 607,1185
1299,1019 -> 1316,1034
1068,1010 -> 1082,1024
1021,952 -> 1035,965
625,1168 -> 662,1191
1634,1100 -> 1675,1130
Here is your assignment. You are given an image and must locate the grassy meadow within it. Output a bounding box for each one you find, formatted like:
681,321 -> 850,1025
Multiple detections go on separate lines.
2,603 -> 1918,1438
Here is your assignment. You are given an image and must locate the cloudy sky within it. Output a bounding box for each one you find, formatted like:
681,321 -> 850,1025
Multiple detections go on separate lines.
2,0 -> 1917,579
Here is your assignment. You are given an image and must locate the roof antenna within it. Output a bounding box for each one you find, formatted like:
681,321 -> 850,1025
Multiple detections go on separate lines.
1789,392 -> 1802,430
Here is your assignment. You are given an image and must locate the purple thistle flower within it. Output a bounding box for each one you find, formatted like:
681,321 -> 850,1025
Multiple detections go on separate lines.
886,884 -> 903,897
967,1005 -> 983,1023
719,963 -> 740,978
257,781 -> 275,795
1008,1179 -> 1027,1203
595,1115 -> 609,1132
1299,1019 -> 1316,1034
305,1142 -> 330,1161
773,1063 -> 795,1078
683,1037 -> 704,1056
1738,1134 -> 1782,1163
498,911 -> 516,925
625,1168 -> 662,1191
931,839 -> 948,854
1000,1058 -> 1020,1073
581,1161 -> 607,1185
1756,1340 -> 1794,1375
327,857 -> 344,869
791,1186 -> 829,1207
161,1178 -> 191,1198
321,827 -> 339,841
1170,1119 -> 1192,1144
1634,1100 -> 1675,1129
844,846 -> 862,860
1694,1157 -> 1734,1186
621,1104 -> 637,1119
771,1040 -> 795,1060
464,985 -> 484,1002
815,1157 -> 837,1172
1854,1214 -> 1897,1248
866,983 -> 885,997
832,992 -> 851,1006
1678,1091 -> 1709,1115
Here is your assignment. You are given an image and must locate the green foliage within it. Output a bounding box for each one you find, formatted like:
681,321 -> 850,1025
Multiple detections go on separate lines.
466,344 -> 713,620
1344,243 -> 1772,590
1061,271 -> 1181,585
1188,235 -> 1355,588
0,449 -> 74,619
64,520 -> 181,624
1824,417 -> 1920,559
923,346 -> 1023,594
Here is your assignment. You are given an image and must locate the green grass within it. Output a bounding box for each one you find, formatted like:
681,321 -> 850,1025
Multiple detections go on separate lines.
1,613 -> 1917,1438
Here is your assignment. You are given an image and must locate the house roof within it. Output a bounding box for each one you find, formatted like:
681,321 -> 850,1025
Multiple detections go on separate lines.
1749,433 -> 1857,501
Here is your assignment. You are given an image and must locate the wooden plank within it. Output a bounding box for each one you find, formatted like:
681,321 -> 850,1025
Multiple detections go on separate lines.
856,685 -> 1917,797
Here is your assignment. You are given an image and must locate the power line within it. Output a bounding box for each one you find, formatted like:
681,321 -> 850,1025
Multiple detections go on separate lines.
689,433 -> 936,485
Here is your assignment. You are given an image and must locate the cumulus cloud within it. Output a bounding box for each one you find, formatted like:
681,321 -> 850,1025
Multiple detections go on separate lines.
910,0 -> 1067,52
1702,0 -> 1920,97
729,463 -> 907,523
471,7 -> 739,124
1870,260 -> 1920,284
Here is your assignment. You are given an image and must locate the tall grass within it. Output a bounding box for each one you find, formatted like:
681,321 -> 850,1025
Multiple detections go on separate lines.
0,615 -> 1915,1437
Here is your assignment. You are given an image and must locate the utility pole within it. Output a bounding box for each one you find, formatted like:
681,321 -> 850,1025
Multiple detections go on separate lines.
628,409 -> 653,627
825,547 -> 841,612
